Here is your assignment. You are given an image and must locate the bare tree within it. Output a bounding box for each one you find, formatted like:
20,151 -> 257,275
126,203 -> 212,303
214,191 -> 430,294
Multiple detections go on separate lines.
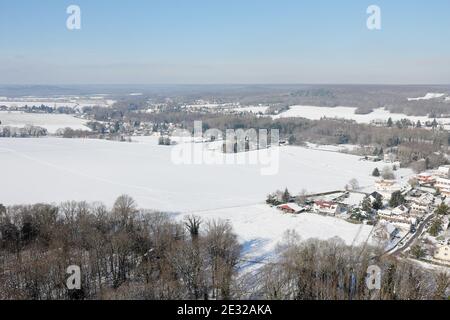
184,215 -> 202,241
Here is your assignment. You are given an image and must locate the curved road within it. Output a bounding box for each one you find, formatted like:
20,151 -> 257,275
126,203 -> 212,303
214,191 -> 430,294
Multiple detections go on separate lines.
390,213 -> 435,257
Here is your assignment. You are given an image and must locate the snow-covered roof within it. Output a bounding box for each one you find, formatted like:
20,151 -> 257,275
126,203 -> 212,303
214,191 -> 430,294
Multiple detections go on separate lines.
314,200 -> 338,208
413,193 -> 434,205
277,203 -> 305,212
392,205 -> 409,216
376,221 -> 398,237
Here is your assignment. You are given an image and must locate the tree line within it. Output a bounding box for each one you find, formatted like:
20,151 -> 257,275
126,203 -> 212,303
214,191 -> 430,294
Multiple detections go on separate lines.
1,197 -> 448,300
0,126 -> 48,138
0,196 -> 240,300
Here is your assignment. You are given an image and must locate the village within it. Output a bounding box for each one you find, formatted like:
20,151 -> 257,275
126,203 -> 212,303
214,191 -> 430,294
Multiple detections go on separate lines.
266,154 -> 450,268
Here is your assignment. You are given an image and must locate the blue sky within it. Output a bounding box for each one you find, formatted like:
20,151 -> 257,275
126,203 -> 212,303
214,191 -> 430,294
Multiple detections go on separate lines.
1,0 -> 450,84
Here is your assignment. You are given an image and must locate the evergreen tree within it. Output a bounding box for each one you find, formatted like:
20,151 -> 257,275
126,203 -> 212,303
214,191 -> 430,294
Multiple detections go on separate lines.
372,168 -> 380,177
282,188 -> 291,203
372,195 -> 383,210
387,117 -> 393,127
435,203 -> 449,216
429,217 -> 443,237
431,118 -> 438,129
389,191 -> 405,208
362,197 -> 372,213
411,245 -> 426,259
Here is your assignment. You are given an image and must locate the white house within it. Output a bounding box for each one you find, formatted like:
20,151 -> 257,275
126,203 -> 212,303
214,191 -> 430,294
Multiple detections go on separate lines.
436,165 -> 450,178
392,205 -> 409,216
313,200 -> 340,216
410,193 -> 434,215
378,205 -> 412,224
435,177 -> 450,196
373,221 -> 399,242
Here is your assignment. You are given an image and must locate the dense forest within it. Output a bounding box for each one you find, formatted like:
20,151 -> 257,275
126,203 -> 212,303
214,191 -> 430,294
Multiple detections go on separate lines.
0,196 -> 448,300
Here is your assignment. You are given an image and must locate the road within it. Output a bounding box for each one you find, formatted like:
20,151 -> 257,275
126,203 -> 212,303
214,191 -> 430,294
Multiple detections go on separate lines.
390,213 -> 435,257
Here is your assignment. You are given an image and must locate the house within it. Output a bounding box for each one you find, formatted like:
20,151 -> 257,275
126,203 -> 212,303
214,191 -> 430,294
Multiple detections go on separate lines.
417,172 -> 436,185
392,205 -> 409,216
375,179 -> 401,198
313,200 -> 340,216
373,221 -> 399,242
435,177 -> 450,196
436,165 -> 450,178
434,245 -> 450,262
378,205 -> 412,224
410,193 -> 434,215
277,203 -> 306,214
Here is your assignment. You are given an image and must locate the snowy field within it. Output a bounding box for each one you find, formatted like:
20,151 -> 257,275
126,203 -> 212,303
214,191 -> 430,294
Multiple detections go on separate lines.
0,111 -> 90,133
0,137 -> 413,210
0,97 -> 115,109
407,93 -> 448,101
184,204 -> 374,261
305,142 -> 360,153
273,105 -> 450,124
227,106 -> 269,114
0,137 -> 412,260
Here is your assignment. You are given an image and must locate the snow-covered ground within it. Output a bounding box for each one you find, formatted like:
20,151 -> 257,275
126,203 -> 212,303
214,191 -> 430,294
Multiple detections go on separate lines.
407,93 -> 447,101
182,204 -> 374,262
182,103 -> 225,109
305,142 -> 360,153
273,105 -> 450,125
0,96 -> 115,109
0,137 -> 413,260
0,137 -> 413,210
228,106 -> 269,114
0,111 -> 90,133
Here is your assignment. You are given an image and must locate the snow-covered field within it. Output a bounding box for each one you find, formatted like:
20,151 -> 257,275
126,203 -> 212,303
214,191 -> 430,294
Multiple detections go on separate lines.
0,97 -> 115,110
407,93 -> 447,101
0,137 -> 412,260
305,142 -> 360,153
0,111 -> 90,133
185,204 -> 374,261
273,105 -> 450,125
228,106 -> 269,114
0,137 -> 413,210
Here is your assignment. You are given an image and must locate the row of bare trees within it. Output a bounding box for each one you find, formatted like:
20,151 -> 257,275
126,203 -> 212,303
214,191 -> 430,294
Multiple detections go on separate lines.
0,197 -> 448,300
0,196 -> 240,300
257,233 -> 449,300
